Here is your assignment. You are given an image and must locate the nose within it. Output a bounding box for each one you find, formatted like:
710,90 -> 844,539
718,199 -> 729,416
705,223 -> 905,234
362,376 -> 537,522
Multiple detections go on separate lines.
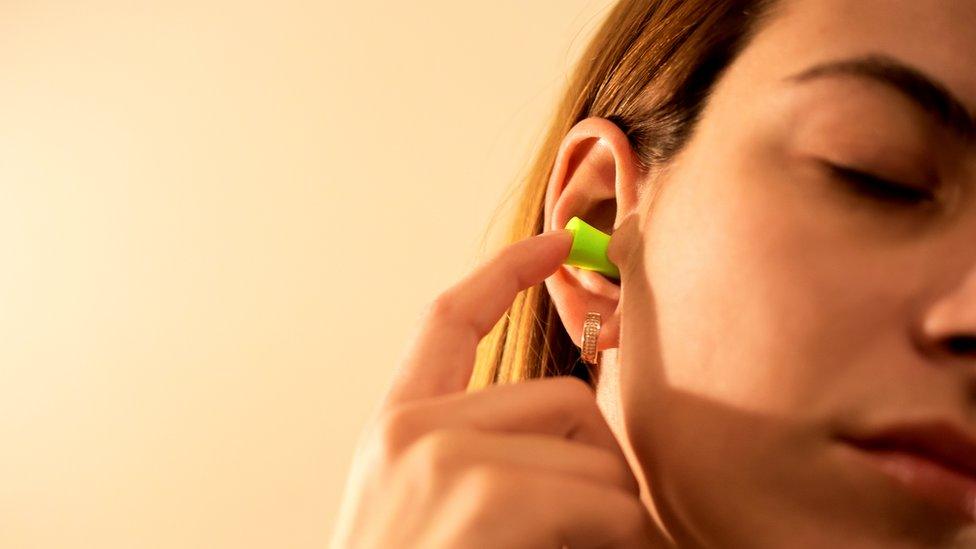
916,265 -> 976,362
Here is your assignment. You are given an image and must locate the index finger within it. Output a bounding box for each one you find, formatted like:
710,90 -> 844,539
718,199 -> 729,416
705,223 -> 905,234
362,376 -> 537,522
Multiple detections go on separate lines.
379,229 -> 573,411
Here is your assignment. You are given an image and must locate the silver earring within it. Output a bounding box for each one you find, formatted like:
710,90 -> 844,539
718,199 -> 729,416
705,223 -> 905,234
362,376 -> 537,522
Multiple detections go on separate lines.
580,312 -> 602,365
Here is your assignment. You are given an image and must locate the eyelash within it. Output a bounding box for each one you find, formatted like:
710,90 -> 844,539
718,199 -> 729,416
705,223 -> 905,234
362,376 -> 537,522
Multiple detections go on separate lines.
825,163 -> 935,206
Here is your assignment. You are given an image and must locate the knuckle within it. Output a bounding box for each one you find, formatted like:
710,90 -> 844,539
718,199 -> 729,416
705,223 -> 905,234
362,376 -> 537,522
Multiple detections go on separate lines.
457,463 -> 501,501
596,452 -> 639,493
411,429 -> 465,475
372,406 -> 418,461
554,375 -> 597,406
425,291 -> 459,323
609,496 -> 652,542
397,429 -> 482,495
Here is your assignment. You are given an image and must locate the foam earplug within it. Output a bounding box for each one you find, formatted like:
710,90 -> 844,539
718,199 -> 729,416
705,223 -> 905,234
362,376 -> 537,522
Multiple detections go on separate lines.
563,216 -> 620,280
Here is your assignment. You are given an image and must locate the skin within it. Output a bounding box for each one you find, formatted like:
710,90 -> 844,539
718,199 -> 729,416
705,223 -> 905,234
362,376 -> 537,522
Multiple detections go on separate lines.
548,0 -> 976,547
329,231 -> 664,548
331,1 -> 976,547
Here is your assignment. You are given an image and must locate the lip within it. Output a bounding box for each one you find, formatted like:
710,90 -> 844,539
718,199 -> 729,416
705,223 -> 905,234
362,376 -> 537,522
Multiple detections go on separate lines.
837,419 -> 976,522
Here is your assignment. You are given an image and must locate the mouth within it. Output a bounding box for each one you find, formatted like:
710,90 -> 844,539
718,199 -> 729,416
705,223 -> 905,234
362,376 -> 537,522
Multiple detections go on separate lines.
836,418 -> 976,522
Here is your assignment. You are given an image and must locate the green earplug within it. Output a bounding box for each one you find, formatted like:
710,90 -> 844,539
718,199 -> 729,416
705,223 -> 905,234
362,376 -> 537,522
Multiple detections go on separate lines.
563,216 -> 620,280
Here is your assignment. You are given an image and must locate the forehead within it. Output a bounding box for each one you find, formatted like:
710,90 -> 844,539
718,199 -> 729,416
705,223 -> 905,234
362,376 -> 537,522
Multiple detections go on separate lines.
730,0 -> 976,110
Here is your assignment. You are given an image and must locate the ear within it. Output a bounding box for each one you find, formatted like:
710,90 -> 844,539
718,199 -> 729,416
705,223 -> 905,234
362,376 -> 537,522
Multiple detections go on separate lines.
543,116 -> 644,354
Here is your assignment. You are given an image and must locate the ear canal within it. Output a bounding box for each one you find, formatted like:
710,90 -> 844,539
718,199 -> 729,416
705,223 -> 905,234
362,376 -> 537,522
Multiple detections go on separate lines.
563,216 -> 620,279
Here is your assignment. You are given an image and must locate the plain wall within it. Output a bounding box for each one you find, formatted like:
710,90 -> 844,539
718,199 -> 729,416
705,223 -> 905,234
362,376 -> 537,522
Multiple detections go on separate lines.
0,1 -> 616,547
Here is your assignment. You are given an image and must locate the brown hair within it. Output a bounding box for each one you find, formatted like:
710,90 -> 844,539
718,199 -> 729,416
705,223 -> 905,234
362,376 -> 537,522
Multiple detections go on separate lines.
469,0 -> 780,390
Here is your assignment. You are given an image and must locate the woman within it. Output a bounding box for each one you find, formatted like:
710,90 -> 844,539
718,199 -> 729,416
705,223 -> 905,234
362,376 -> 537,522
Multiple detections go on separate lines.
331,0 -> 976,546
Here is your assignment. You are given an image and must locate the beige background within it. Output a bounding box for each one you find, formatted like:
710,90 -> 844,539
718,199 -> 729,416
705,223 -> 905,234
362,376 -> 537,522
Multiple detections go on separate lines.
0,1 -> 615,547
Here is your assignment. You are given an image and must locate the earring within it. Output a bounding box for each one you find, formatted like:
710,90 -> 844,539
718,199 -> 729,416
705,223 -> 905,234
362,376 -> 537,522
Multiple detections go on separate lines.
580,312 -> 602,365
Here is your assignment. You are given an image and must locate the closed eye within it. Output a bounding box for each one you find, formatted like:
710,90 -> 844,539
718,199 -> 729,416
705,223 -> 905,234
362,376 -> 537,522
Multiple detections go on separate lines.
824,162 -> 935,206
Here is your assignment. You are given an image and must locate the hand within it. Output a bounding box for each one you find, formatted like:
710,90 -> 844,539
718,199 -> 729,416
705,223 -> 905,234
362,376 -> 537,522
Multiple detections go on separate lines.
330,229 -> 662,548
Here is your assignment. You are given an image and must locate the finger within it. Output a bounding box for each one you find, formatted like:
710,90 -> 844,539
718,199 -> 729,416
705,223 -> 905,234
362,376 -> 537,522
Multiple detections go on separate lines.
450,465 -> 660,549
535,475 -> 659,549
383,376 -> 638,494
380,229 -> 573,410
403,427 -> 639,496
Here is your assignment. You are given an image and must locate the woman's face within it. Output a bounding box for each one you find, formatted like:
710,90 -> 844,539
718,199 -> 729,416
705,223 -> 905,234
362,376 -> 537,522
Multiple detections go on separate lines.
620,0 -> 976,547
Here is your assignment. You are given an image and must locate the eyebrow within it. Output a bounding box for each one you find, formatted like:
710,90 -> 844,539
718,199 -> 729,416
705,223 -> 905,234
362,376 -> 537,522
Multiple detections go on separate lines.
784,53 -> 976,142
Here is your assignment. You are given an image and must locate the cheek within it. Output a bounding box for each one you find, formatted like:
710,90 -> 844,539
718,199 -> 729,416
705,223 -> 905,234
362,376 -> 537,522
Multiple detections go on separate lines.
618,152 -> 910,545
635,129 -> 923,421
638,161 -> 853,416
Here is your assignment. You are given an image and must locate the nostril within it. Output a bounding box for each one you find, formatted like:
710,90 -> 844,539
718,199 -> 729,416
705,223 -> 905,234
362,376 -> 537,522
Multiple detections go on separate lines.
944,334 -> 976,356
